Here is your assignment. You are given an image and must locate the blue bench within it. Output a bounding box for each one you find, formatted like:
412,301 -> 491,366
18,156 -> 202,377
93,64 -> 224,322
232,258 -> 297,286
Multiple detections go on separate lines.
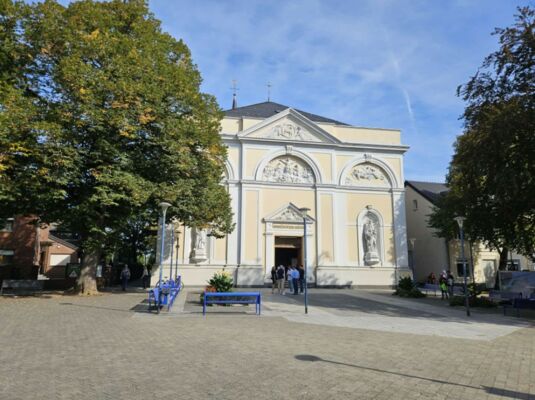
418,284 -> 439,296
148,277 -> 183,313
510,298 -> 535,317
203,292 -> 261,316
489,290 -> 523,315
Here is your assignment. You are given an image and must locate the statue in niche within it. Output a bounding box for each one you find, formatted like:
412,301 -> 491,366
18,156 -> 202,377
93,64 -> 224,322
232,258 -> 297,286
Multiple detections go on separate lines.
363,216 -> 380,265
190,228 -> 207,263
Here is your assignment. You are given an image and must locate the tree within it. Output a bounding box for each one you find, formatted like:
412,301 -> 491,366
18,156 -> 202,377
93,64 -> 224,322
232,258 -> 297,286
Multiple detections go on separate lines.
0,0 -> 233,294
429,7 -> 535,268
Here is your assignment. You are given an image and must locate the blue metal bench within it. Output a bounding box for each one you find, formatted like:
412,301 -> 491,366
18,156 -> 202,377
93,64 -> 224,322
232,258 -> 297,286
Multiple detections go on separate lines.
203,292 -> 261,316
148,276 -> 183,313
418,284 -> 439,296
489,290 -> 523,315
510,298 -> 535,317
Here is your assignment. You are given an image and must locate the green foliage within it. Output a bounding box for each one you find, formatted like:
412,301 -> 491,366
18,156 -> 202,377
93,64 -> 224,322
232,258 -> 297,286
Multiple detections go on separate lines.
449,296 -> 497,308
207,271 -> 233,292
397,276 -> 415,291
0,0 -> 234,290
394,277 -> 426,298
429,7 -> 535,263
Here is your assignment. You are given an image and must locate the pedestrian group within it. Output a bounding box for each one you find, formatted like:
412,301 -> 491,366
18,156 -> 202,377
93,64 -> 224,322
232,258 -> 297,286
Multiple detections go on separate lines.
270,264 -> 305,295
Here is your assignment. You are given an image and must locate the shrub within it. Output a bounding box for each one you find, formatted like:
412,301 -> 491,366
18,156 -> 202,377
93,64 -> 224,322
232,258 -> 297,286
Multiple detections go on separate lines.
199,271 -> 233,305
208,271 -> 233,292
397,276 -> 414,291
394,277 -> 425,298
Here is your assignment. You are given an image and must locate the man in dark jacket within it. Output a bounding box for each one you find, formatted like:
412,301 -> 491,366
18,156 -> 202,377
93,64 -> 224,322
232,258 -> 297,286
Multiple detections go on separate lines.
298,265 -> 305,293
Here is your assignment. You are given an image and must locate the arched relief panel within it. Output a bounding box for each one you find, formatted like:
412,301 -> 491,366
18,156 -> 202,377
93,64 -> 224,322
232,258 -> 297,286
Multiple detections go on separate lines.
254,148 -> 323,184
339,156 -> 398,189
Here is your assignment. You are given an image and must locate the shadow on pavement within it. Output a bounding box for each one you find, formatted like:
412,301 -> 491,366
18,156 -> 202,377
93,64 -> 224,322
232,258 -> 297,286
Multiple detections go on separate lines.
295,354 -> 530,398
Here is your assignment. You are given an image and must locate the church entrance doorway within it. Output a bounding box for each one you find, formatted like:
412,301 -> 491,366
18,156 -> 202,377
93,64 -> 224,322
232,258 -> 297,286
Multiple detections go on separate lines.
274,236 -> 302,267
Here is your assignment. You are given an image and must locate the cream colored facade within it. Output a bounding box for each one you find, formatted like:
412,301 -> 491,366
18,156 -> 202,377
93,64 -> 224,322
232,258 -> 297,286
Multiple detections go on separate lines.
405,182 -> 534,287
157,105 -> 411,287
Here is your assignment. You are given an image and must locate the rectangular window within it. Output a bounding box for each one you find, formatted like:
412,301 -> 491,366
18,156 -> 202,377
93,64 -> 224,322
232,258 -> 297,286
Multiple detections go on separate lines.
413,199 -> 418,211
456,259 -> 471,277
0,250 -> 14,266
1,218 -> 14,232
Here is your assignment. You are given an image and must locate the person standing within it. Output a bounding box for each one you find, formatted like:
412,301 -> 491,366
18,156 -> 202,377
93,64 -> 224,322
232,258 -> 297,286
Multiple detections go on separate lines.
120,265 -> 131,291
286,266 -> 293,295
446,270 -> 455,298
291,266 -> 300,295
270,265 -> 277,294
141,266 -> 149,289
276,265 -> 285,294
298,264 -> 305,293
439,272 -> 448,300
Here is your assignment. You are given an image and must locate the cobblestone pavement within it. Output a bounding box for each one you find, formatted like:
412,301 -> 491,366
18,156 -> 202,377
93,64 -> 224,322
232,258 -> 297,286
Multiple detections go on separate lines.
0,289 -> 534,400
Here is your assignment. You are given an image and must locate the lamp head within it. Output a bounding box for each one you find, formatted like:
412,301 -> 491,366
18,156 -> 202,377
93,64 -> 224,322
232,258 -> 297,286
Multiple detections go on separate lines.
409,238 -> 416,248
454,216 -> 466,229
299,207 -> 311,219
159,202 -> 171,213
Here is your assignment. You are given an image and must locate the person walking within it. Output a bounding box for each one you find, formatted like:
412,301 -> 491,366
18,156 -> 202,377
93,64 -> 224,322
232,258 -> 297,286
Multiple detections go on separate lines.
270,265 -> 277,294
446,270 -> 455,298
141,266 -> 149,289
291,266 -> 300,295
120,265 -> 131,291
276,265 -> 285,294
298,265 -> 305,293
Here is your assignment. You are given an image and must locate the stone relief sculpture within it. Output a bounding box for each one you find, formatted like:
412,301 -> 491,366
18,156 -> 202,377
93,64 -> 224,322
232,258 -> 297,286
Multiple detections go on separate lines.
362,213 -> 380,265
268,123 -> 317,141
276,208 -> 302,222
190,228 -> 207,263
345,163 -> 387,186
262,156 -> 315,184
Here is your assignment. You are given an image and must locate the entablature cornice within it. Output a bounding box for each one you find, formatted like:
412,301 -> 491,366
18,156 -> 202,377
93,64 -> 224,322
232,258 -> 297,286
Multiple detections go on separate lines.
221,134 -> 409,154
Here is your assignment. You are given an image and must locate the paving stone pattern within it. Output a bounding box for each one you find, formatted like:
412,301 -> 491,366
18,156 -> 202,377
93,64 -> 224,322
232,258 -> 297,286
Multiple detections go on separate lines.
0,289 -> 534,400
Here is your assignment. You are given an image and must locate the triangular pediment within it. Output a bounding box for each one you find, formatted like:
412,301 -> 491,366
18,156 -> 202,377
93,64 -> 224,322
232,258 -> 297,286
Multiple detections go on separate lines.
239,109 -> 340,144
263,202 -> 315,224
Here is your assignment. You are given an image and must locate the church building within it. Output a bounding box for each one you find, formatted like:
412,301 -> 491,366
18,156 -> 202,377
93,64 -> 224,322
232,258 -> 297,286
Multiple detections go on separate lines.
159,101 -> 410,288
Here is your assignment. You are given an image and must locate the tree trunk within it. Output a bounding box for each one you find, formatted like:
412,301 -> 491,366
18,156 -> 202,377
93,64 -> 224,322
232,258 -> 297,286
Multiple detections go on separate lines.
78,249 -> 100,295
498,247 -> 508,271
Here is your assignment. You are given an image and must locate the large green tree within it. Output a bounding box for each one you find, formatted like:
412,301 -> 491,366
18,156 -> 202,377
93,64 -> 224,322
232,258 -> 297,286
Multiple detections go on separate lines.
0,0 -> 233,293
429,7 -> 535,268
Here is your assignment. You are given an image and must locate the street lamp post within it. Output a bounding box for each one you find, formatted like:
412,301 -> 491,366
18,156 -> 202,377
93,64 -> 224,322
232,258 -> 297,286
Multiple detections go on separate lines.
168,223 -> 175,283
158,202 -> 171,286
454,216 -> 470,317
299,207 -> 311,314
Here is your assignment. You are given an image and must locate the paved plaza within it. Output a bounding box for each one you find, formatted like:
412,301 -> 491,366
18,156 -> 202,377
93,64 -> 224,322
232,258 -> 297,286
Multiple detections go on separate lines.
0,288 -> 534,400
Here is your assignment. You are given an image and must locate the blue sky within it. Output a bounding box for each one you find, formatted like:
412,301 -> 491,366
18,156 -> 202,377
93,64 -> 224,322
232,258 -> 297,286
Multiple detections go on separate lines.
148,0 -> 529,183
49,0 -> 529,182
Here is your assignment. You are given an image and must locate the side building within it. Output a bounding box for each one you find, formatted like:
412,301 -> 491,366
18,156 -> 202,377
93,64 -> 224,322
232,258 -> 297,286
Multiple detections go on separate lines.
157,101 -> 411,288
405,180 -> 534,287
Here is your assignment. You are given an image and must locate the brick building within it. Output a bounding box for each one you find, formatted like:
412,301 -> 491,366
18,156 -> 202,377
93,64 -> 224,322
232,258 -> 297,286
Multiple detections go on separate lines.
0,216 -> 78,282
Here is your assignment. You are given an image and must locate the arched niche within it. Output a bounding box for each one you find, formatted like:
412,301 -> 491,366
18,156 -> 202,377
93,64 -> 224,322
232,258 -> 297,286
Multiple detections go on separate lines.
357,208 -> 385,266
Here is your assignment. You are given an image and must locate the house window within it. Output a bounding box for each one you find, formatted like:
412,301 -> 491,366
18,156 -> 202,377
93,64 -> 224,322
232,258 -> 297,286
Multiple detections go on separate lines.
0,250 -> 14,266
413,199 -> 418,211
456,259 -> 471,277
1,218 -> 14,232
